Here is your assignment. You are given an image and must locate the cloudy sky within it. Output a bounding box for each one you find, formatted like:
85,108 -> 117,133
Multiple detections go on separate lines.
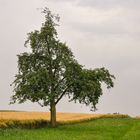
0,0 -> 140,116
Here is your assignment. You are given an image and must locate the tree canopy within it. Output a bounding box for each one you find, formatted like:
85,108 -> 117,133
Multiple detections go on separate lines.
11,8 -> 115,127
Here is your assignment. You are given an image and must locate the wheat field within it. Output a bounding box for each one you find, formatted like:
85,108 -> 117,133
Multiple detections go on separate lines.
0,112 -> 128,128
0,112 -> 128,121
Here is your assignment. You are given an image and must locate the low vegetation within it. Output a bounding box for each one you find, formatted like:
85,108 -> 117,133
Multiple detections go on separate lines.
0,117 -> 140,140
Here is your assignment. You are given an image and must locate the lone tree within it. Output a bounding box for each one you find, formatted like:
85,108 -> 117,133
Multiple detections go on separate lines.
11,8 -> 115,127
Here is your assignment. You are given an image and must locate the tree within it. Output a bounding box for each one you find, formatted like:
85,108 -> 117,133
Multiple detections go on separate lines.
11,8 -> 115,127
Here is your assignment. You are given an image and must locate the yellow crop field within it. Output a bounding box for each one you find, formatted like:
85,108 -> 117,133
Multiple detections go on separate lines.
0,112 -> 128,128
0,112 -> 128,121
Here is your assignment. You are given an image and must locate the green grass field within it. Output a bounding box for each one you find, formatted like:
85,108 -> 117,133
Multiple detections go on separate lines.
0,117 -> 140,140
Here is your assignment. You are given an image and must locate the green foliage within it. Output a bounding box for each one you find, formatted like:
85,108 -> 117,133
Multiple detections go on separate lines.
11,7 -> 115,114
70,68 -> 115,110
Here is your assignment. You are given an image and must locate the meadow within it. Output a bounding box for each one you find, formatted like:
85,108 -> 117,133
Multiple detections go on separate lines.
0,112 -> 140,140
0,117 -> 140,140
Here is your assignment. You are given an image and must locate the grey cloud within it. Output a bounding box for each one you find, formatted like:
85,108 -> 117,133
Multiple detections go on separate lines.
77,0 -> 140,9
69,21 -> 128,36
46,0 -> 76,3
47,0 -> 140,11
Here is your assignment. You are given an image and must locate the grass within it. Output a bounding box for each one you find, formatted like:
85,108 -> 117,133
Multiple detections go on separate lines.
0,117 -> 140,140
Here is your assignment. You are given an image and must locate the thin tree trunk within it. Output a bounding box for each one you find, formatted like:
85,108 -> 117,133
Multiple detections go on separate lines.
50,100 -> 56,127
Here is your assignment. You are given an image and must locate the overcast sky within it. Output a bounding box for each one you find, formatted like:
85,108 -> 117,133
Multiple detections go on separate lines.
0,0 -> 140,116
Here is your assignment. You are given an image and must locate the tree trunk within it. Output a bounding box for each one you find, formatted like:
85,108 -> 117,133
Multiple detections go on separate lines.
50,100 -> 56,127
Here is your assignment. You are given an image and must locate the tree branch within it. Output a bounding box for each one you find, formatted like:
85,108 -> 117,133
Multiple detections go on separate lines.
37,101 -> 44,107
54,76 -> 66,91
55,84 -> 72,105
